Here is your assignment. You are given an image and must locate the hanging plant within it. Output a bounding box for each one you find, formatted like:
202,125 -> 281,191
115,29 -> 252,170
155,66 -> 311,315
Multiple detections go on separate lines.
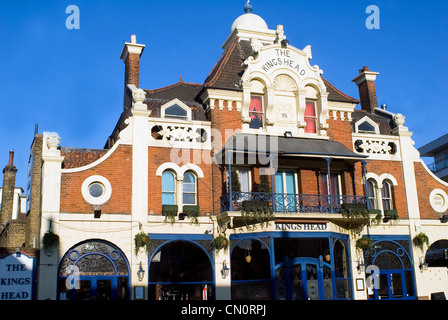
241,200 -> 274,228
356,236 -> 373,252
134,231 -> 150,255
341,203 -> 371,234
413,232 -> 429,251
213,234 -> 229,253
42,230 -> 59,250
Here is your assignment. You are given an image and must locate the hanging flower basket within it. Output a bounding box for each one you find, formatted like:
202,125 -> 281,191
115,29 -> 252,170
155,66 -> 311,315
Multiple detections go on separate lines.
213,234 -> 229,253
413,232 -> 429,251
42,231 -> 59,250
356,236 -> 373,252
134,231 -> 150,255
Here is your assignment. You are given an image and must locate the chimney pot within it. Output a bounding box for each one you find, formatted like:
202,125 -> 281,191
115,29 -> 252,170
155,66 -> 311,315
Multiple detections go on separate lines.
8,150 -> 14,166
131,34 -> 137,44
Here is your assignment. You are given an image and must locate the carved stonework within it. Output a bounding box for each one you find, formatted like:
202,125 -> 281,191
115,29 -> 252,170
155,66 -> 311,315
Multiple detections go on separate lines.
132,88 -> 146,104
46,132 -> 61,150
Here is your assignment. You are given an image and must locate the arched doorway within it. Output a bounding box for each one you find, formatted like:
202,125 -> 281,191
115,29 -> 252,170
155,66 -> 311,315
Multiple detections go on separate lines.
58,239 -> 130,300
364,239 -> 415,300
148,240 -> 213,300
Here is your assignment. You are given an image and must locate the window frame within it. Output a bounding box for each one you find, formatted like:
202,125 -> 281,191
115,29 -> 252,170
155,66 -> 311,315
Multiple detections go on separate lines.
162,170 -> 177,205
381,180 -> 393,210
182,171 -> 197,206
304,99 -> 317,134
249,94 -> 264,130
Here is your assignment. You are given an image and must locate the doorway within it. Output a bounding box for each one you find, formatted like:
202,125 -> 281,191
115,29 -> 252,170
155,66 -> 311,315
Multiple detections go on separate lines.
275,257 -> 332,300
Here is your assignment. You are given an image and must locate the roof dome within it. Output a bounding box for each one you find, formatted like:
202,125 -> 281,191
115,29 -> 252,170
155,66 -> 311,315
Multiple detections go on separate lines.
230,1 -> 268,33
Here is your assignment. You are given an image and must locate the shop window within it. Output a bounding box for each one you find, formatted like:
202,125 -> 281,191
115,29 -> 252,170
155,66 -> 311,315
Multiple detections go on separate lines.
304,100 -> 317,134
231,239 -> 271,300
149,240 -> 213,300
182,172 -> 196,205
162,171 -> 176,205
382,180 -> 393,210
249,95 -> 264,129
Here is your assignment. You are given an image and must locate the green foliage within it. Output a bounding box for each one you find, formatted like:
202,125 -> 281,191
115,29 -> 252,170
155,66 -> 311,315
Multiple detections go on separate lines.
258,174 -> 271,193
241,200 -> 274,228
213,234 -> 229,253
134,231 -> 150,255
231,168 -> 241,193
183,205 -> 200,225
341,203 -> 371,235
42,231 -> 59,250
162,205 -> 178,224
413,232 -> 429,251
356,236 -> 373,252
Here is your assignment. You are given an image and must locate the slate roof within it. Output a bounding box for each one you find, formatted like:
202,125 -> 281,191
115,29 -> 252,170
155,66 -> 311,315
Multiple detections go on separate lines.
351,109 -> 395,135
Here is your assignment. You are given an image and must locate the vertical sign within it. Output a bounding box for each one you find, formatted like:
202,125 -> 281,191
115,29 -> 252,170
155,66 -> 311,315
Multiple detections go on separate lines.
0,253 -> 35,300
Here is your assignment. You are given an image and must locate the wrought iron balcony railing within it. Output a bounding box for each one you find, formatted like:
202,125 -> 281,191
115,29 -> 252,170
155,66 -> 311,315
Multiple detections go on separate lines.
220,192 -> 368,214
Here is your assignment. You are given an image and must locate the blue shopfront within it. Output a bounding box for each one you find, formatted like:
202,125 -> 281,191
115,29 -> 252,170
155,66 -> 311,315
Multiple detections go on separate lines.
229,228 -> 352,300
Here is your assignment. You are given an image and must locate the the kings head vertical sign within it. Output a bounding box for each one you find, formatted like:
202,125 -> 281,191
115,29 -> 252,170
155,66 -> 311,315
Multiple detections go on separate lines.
0,253 -> 36,300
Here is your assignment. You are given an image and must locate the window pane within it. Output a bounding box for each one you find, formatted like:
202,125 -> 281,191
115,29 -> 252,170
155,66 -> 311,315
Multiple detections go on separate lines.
165,104 -> 187,118
162,171 -> 175,192
183,172 -> 195,184
304,101 -> 316,134
183,193 -> 195,205
249,96 -> 263,129
358,121 -> 376,133
162,192 -> 175,205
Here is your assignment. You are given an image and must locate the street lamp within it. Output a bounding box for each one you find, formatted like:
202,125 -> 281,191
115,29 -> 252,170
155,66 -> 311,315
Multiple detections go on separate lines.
137,262 -> 145,281
221,260 -> 230,279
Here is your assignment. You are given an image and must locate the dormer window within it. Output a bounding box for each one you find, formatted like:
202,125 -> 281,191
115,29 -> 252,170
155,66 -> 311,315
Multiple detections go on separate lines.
354,116 -> 379,134
249,95 -> 263,129
161,99 -> 192,121
165,104 -> 188,119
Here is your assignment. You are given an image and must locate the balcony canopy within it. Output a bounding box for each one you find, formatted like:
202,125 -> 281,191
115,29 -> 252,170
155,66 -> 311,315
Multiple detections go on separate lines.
215,133 -> 367,163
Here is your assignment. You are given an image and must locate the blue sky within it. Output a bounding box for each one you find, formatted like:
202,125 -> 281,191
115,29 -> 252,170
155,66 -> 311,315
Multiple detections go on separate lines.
1,0 -> 447,190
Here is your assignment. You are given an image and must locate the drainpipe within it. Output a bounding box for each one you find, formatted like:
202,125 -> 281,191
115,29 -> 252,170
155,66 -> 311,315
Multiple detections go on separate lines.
361,160 -> 370,210
227,151 -> 233,211
325,158 -> 333,212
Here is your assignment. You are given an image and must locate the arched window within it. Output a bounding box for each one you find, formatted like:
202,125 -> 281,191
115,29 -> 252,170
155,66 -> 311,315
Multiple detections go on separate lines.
162,171 -> 176,205
304,100 -> 317,134
249,80 -> 265,130
182,172 -> 196,205
382,180 -> 393,210
366,179 -> 378,209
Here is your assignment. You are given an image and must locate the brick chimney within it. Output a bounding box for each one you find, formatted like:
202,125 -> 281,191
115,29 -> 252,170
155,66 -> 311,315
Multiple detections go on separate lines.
120,34 -> 145,89
1,150 -> 18,227
352,66 -> 379,113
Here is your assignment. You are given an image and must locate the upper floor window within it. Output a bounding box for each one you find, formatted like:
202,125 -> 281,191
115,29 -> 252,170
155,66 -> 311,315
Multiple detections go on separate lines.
162,171 -> 176,205
382,180 -> 393,210
182,172 -> 196,205
366,179 -> 378,209
249,95 -> 263,129
165,104 -> 188,120
304,100 -> 317,134
354,116 -> 379,134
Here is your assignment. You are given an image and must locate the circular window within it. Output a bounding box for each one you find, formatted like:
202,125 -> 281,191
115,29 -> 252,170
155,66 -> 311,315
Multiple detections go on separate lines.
89,182 -> 105,198
82,175 -> 112,205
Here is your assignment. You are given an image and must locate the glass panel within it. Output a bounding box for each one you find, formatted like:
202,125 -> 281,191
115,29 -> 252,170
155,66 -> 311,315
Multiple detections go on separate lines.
96,279 -> 112,300
231,281 -> 271,300
117,277 -> 128,300
165,104 -> 187,119
183,193 -> 195,205
358,121 -> 376,133
378,274 -> 389,299
335,279 -> 351,299
89,183 -> 104,198
162,171 -> 176,205
238,169 -> 250,193
382,181 -> 392,210
391,273 -> 403,298
249,96 -> 263,129
304,101 -> 317,134
275,266 -> 286,300
285,171 -> 296,212
405,270 -> 414,297
231,239 -> 271,281
76,280 -> 92,300
367,180 -> 377,209
306,264 -> 319,300
149,284 -> 212,300
76,254 -> 115,275
291,264 -> 303,300
323,266 -> 333,300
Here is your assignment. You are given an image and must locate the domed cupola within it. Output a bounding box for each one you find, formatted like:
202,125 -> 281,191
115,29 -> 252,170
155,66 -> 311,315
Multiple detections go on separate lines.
230,1 -> 269,33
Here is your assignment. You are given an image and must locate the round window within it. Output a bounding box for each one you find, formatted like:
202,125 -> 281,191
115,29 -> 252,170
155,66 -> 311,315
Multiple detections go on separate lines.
81,175 -> 112,205
89,182 -> 105,198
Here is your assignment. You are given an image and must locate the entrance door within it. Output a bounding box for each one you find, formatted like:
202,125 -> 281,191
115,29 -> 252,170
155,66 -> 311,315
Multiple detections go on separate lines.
72,277 -> 116,300
275,257 -> 332,300
275,170 -> 296,212
369,270 -> 408,300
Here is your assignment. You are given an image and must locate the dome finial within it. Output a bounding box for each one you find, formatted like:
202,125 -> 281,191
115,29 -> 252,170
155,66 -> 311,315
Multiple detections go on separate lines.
244,0 -> 252,13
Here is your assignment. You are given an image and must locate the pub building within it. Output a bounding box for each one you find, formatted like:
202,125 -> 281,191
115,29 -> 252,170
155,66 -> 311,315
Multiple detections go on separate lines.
2,2 -> 448,300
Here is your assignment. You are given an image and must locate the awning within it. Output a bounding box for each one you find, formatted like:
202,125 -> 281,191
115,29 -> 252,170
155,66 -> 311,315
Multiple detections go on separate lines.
215,133 -> 367,162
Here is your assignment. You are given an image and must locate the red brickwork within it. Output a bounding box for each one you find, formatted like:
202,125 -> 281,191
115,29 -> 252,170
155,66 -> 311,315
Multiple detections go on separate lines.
60,145 -> 133,214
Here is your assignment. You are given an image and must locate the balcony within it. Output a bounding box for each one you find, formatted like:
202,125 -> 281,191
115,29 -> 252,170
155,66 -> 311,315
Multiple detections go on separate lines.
221,192 -> 367,214
427,158 -> 448,173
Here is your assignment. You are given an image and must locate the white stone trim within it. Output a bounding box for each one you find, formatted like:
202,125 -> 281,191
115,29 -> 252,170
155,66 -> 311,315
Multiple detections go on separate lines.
81,175 -> 112,206
429,188 -> 448,213
354,116 -> 380,134
155,162 -> 204,179
160,99 -> 192,120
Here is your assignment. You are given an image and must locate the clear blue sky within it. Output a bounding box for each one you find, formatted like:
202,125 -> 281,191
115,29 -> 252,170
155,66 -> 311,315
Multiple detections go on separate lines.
1,0 -> 447,190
